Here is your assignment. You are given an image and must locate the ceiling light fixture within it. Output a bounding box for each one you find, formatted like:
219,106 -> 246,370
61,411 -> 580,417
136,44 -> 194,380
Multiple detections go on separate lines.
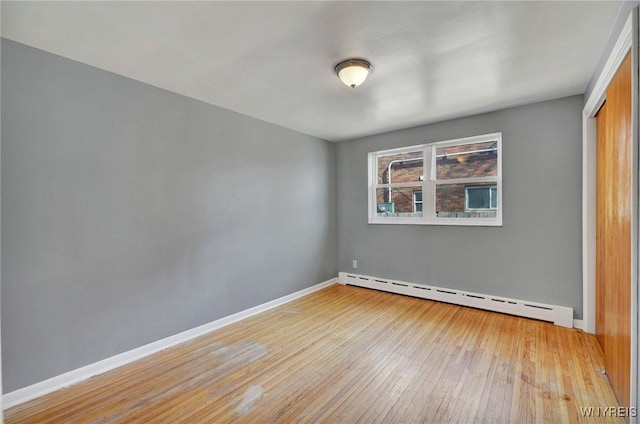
335,58 -> 372,89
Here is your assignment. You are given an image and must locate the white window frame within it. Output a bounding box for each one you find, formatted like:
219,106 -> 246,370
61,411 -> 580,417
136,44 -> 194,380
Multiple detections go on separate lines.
368,132 -> 502,226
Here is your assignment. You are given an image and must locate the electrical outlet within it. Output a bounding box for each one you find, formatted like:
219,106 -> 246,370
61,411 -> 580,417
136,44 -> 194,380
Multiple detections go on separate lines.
352,260 -> 358,269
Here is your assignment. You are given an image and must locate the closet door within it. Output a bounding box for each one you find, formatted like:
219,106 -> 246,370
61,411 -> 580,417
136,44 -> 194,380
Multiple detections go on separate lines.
595,51 -> 632,408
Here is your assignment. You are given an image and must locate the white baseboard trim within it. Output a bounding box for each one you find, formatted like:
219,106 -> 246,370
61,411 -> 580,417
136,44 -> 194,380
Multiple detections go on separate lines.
573,319 -> 586,331
3,277 -> 337,409
339,272 -> 574,328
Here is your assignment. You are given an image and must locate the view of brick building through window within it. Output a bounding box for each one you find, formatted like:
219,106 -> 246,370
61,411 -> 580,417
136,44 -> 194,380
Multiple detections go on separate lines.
377,141 -> 498,217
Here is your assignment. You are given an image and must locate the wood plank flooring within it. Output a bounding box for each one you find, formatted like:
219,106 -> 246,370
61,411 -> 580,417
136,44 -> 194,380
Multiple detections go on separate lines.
6,284 -> 622,423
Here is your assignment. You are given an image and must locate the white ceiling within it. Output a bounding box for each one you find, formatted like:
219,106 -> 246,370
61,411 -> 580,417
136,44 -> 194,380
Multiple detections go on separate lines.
1,1 -> 623,142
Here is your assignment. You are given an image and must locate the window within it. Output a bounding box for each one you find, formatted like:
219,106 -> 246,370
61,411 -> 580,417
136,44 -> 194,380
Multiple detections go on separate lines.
413,190 -> 423,212
465,185 -> 497,210
368,132 -> 502,226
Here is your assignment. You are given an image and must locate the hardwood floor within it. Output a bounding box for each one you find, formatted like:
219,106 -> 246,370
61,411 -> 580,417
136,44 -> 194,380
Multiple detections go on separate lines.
6,284 -> 622,423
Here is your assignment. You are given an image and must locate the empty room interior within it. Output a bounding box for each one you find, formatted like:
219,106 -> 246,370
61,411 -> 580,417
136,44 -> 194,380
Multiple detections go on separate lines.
2,1 -> 640,423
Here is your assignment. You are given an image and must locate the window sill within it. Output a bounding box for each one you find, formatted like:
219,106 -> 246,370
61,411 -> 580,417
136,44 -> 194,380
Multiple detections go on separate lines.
368,218 -> 503,227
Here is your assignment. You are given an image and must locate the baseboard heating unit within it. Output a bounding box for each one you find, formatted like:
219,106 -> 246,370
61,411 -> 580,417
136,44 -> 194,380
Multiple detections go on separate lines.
338,272 -> 573,328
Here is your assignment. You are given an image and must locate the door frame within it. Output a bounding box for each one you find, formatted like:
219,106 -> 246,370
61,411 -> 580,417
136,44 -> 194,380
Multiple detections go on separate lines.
583,9 -> 638,412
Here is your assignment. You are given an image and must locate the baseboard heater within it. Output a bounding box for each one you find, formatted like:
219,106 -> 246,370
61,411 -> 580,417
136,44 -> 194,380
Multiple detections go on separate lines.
338,272 -> 574,328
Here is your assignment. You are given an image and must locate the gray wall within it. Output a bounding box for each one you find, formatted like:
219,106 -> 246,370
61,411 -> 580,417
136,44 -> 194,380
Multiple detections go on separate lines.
1,39 -> 337,392
337,95 -> 584,318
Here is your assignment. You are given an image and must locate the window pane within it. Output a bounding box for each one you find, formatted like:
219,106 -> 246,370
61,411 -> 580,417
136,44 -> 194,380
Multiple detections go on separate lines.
436,183 -> 497,218
413,190 -> 423,212
435,141 -> 497,180
466,186 -> 491,209
376,187 -> 423,217
377,151 -> 423,185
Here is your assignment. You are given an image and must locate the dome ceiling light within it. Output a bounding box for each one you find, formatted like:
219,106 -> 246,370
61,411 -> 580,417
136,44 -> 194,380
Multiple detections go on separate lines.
334,58 -> 372,89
